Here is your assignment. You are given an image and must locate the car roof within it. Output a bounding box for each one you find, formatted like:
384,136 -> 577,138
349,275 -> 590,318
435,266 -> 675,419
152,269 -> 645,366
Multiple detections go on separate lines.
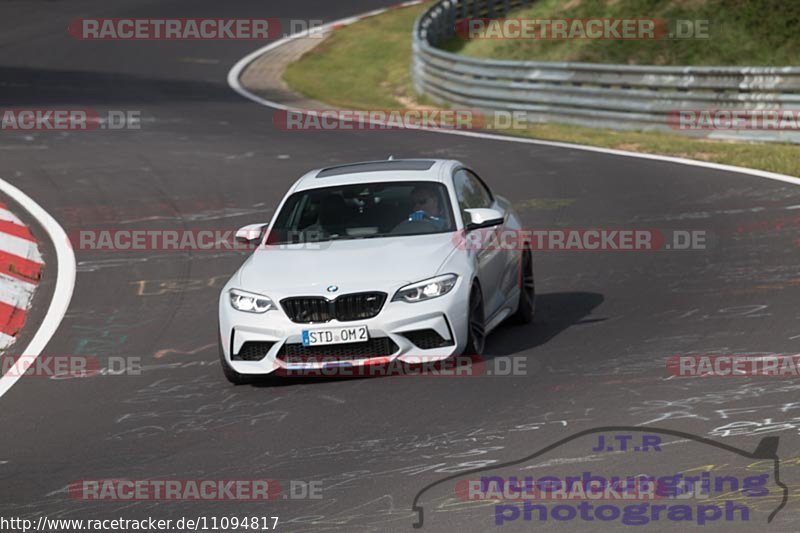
290,159 -> 462,192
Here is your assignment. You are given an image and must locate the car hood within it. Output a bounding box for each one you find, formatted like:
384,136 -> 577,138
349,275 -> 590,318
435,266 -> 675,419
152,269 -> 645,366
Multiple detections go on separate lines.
236,232 -> 458,296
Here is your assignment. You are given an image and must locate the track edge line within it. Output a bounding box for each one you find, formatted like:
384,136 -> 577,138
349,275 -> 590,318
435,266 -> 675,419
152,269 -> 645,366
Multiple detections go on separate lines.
0,178 -> 76,398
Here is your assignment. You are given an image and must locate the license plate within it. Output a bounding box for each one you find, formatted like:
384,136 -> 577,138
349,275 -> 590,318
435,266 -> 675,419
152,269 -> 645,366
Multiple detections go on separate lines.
301,325 -> 369,346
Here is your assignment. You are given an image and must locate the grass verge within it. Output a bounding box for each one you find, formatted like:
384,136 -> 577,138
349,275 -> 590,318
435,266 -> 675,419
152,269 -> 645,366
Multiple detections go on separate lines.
444,0 -> 800,66
282,2 -> 800,177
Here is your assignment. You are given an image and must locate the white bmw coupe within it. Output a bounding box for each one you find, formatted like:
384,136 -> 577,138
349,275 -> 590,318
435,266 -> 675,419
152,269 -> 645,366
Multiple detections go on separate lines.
218,159 -> 534,384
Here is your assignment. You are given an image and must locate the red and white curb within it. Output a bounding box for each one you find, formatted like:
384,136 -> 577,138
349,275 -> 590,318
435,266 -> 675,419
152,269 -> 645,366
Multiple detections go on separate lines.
0,179 -> 75,399
0,201 -> 43,351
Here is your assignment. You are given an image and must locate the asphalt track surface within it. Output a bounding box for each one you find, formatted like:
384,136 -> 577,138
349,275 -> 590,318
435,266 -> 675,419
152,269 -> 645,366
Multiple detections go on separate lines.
1,1 -> 800,532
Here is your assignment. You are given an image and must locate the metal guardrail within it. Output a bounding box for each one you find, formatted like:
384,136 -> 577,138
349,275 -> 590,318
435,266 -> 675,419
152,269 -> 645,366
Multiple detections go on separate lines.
412,0 -> 800,143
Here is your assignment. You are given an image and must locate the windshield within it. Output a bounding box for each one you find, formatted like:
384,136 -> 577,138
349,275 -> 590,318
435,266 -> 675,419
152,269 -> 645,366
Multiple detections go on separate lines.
267,181 -> 456,244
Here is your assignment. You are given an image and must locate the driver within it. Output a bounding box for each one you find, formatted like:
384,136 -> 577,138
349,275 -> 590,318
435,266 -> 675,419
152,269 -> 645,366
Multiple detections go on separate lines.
408,184 -> 445,226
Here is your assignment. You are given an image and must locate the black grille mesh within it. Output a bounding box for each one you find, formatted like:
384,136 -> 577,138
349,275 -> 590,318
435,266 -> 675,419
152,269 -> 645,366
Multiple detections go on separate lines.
400,329 -> 454,350
335,292 -> 387,321
234,341 -> 276,361
281,292 -> 386,323
282,297 -> 332,323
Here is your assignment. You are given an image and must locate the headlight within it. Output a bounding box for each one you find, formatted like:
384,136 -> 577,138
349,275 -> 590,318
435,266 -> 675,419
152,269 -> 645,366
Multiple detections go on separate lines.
229,289 -> 275,313
393,274 -> 458,303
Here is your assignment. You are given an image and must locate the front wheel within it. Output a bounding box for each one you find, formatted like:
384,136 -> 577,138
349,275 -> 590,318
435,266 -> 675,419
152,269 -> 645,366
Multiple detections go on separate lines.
462,283 -> 486,356
510,249 -> 535,324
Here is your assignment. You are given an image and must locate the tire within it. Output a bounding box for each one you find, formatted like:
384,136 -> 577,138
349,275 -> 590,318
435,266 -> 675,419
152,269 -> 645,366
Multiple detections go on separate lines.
462,283 -> 486,356
219,335 -> 254,385
510,248 -> 535,324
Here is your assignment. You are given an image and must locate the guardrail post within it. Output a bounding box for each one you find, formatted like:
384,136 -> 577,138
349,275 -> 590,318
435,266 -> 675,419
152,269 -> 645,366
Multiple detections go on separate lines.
435,6 -> 445,44
447,0 -> 457,42
460,0 -> 469,22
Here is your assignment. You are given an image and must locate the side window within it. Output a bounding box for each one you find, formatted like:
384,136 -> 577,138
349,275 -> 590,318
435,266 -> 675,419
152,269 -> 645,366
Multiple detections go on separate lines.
453,169 -> 493,214
467,170 -> 494,207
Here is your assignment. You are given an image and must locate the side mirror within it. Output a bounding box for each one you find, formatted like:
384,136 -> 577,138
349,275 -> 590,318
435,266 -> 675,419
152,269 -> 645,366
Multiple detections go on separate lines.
235,223 -> 268,244
465,208 -> 504,231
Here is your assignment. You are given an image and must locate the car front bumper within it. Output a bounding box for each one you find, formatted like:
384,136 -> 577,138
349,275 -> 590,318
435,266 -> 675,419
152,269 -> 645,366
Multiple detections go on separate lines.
218,278 -> 470,376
